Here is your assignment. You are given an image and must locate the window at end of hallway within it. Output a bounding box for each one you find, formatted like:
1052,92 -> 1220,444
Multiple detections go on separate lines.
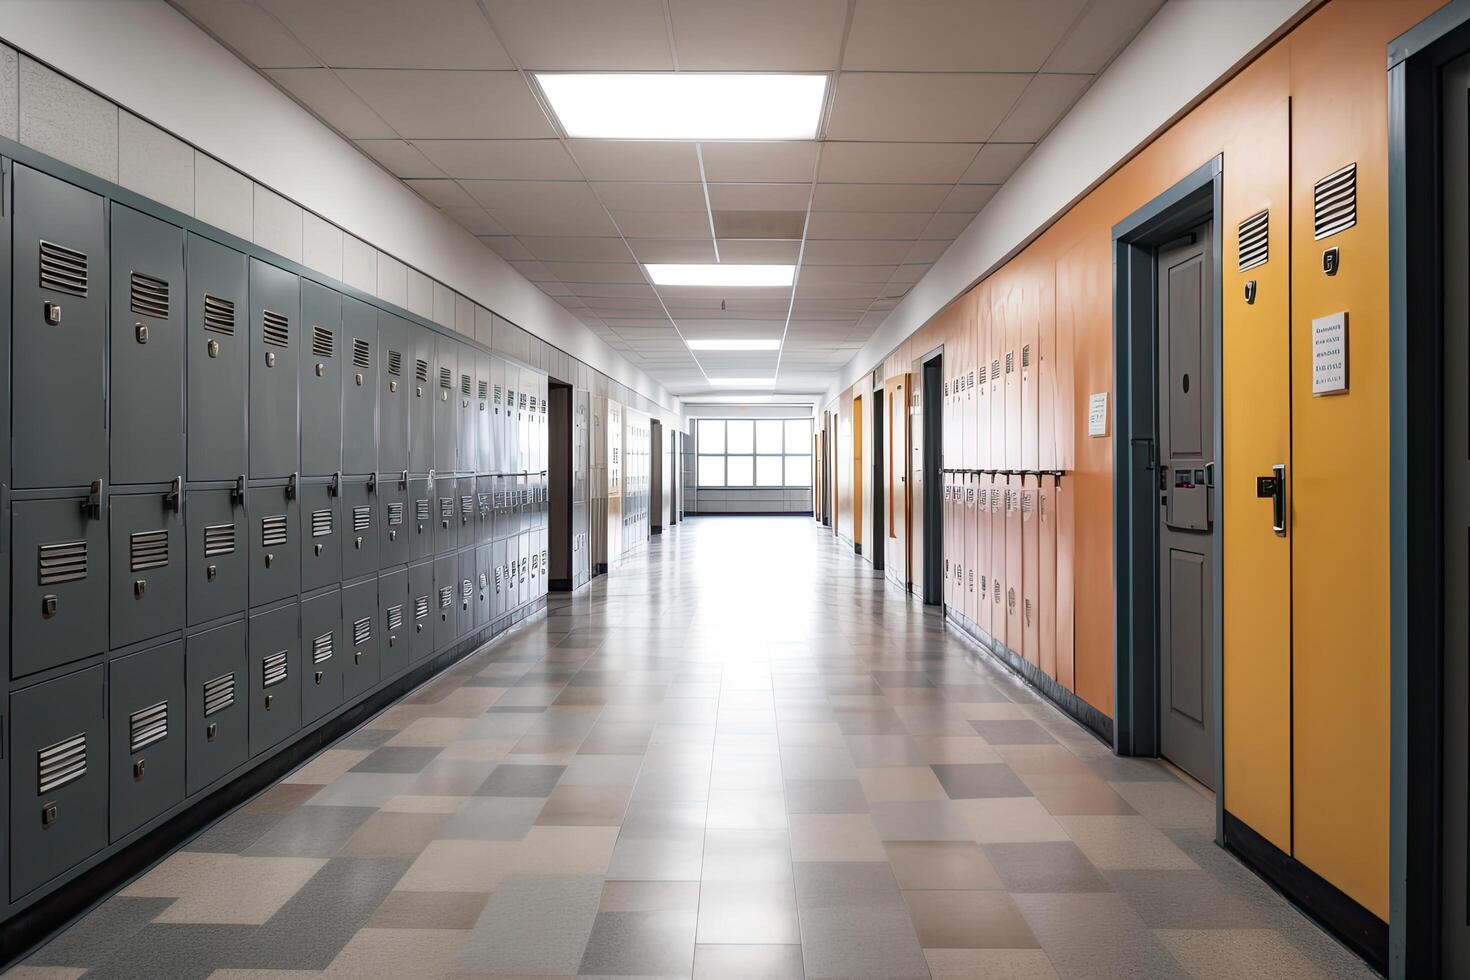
696,417 -> 811,487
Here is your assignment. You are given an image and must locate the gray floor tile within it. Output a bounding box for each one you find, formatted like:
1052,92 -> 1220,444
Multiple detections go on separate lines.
985,841 -> 1114,893
578,909 -> 698,975
474,763 -> 566,796
241,804 -> 377,857
458,874 -> 603,975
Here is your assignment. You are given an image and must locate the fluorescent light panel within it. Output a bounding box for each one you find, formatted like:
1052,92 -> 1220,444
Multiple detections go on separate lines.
646,264 -> 794,287
686,339 -> 781,351
708,378 -> 774,386
536,72 -> 827,140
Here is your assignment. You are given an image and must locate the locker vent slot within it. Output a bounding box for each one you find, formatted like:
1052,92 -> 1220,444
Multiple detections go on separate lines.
262,651 -> 289,688
130,272 -> 170,319
1021,345 -> 1031,369
203,294 -> 236,336
312,631 -> 333,665
310,509 -> 333,538
386,604 -> 403,631
462,579 -> 473,601
1021,493 -> 1033,515
38,540 -> 88,585
353,617 -> 372,646
967,371 -> 974,389
262,310 -> 290,348
38,733 -> 87,795
352,337 -> 371,370
1005,351 -> 1014,374
1237,210 -> 1269,272
440,497 -> 454,520
991,359 -> 1000,380
439,366 -> 452,389
478,380 -> 489,400
387,350 -> 403,376
129,529 -> 170,572
387,502 -> 404,526
203,672 -> 236,716
461,374 -> 472,396
494,384 -> 503,404
461,495 -> 474,517
439,586 -> 453,608
979,364 -> 987,385
415,499 -> 430,521
39,240 -> 88,297
353,506 -> 372,532
310,325 -> 335,359
262,514 -> 289,547
1313,163 -> 1356,240
128,701 -> 169,753
204,522 -> 237,557
415,595 -> 430,620
415,359 -> 429,383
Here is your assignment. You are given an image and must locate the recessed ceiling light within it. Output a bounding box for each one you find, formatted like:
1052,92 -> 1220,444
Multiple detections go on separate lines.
686,339 -> 781,351
646,264 -> 795,287
535,73 -> 827,140
708,378 -> 774,386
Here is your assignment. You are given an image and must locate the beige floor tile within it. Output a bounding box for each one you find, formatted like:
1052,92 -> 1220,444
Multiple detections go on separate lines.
957,797 -> 1070,843
1156,928 -> 1330,979
438,738 -> 517,761
857,766 -> 949,802
380,794 -> 468,813
950,702 -> 1036,720
122,853 -> 327,924
367,890 -> 490,930
886,841 -> 1004,890
6,969 -> 89,980
398,826 -> 621,891
246,783 -> 324,813
924,948 -> 1059,978
387,716 -> 474,747
991,743 -> 1093,776
904,889 -> 1040,948
340,811 -> 451,858
788,813 -> 887,861
1021,772 -> 1137,815
1110,780 -> 1217,830
914,735 -> 1002,764
1055,815 -> 1200,870
535,784 -> 633,826
324,927 -> 470,978
283,749 -> 372,785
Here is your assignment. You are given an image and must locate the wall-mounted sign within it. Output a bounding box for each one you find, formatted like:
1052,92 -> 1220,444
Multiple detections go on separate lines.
1311,311 -> 1348,395
1088,392 -> 1109,437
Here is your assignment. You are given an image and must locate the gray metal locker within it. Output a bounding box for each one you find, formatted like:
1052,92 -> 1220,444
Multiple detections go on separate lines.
184,621 -> 247,795
457,549 -> 474,638
247,602 -> 300,756
298,479 -> 339,595
299,281 -> 342,476
539,529 -> 549,600
457,482 -> 476,546
409,477 -> 434,562
342,477 -> 379,581
474,543 -> 491,631
433,554 -> 458,650
108,639 -> 185,842
436,476 -> 459,555
109,487 -> 185,649
504,366 -> 520,477
475,351 -> 492,474
518,531 -> 530,603
408,560 -> 433,663
378,473 -> 409,569
12,164 -> 107,490
492,538 -> 507,621
185,485 -> 246,626
378,568 -> 408,679
300,589 -> 342,725
248,483 -> 300,607
409,327 -> 434,473
110,204 -> 185,486
248,260 -> 300,479
377,312 -> 409,473
342,297 -> 378,474
433,336 -> 458,471
9,665 -> 107,899
186,234 -> 248,482
476,475 -> 494,546
11,494 -> 107,678
504,534 -> 518,612
457,343 -> 476,473
490,357 -> 506,474
342,578 -> 378,699
492,474 -> 510,541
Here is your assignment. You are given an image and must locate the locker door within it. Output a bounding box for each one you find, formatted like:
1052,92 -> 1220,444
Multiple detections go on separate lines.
186,486 -> 247,626
434,554 -> 458,650
10,665 -> 107,898
475,543 -> 491,630
13,164 -> 107,489
299,480 -> 340,594
1005,481 -> 1023,656
110,487 -> 185,649
342,578 -> 379,699
1056,476 -> 1076,691
434,336 -> 458,471
1021,480 -> 1039,669
379,568 -> 408,678
437,477 -> 460,555
518,531 -> 530,604
299,281 -> 342,476
409,477 -> 434,562
458,550 -> 475,637
490,357 -> 506,472
247,601 -> 300,755
1003,289 -> 1022,472
378,312 -> 409,474
458,344 -> 476,472
493,473 -> 509,541
977,474 -> 992,644
989,293 -> 1005,471
477,475 -> 494,547
965,478 -> 977,625
539,528 -> 549,600
409,327 -> 434,473
379,473 -> 409,569
186,234 -> 248,482
991,481 -> 1007,651
408,560 -> 434,663
476,352 -> 493,474
109,639 -> 186,841
185,620 -> 248,795
301,589 -> 343,724
342,297 -> 378,475
458,481 -> 476,548
1038,479 -> 1058,680
249,483 -> 300,607
110,204 -> 185,485
342,477 -> 380,581
942,480 -> 954,611
1020,286 -> 1040,473
248,260 -> 301,479
976,285 -> 991,469
12,494 -> 108,678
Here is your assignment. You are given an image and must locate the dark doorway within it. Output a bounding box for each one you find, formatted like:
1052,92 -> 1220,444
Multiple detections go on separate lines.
548,380 -> 573,592
651,419 -> 663,535
872,386 -> 885,571
922,352 -> 944,604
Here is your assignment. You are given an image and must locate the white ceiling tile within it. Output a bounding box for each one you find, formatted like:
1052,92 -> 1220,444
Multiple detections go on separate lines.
522,237 -> 634,262
479,236 -> 534,261
611,211 -> 712,239
941,184 -> 998,212
706,183 -> 813,212
337,70 -> 553,138
544,262 -> 648,284
962,142 -> 1034,183
668,0 -> 847,69
844,0 -> 1088,72
922,211 -> 975,239
486,0 -> 673,69
893,263 -> 931,283
811,183 -> 948,213
827,73 -> 1028,142
626,239 -> 718,262
354,139 -> 444,178
904,241 -> 951,263
800,265 -> 898,283
805,211 -> 931,240
991,74 -> 1092,142
818,142 -> 979,184
802,240 -> 914,265
509,259 -> 557,281
568,140 -> 703,181
464,179 -> 600,212
172,0 -> 318,68
538,281 -> 575,296
265,69 -> 394,138
257,0 -> 513,68
439,207 -> 508,236
717,240 -> 801,262
412,140 -> 580,179
592,182 -> 707,212
797,282 -> 885,299
563,282 -> 658,298
700,142 -> 819,182
1045,0 -> 1165,73
403,178 -> 478,208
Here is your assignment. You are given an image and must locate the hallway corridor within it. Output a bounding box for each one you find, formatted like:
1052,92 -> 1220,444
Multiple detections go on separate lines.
16,518 -> 1370,980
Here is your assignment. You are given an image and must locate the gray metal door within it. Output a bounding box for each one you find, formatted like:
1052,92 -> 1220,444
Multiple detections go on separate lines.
248,259 -> 300,479
456,549 -> 474,638
301,588 -> 342,724
436,476 -> 460,555
379,473 -> 409,569
342,477 -> 379,581
476,475 -> 494,546
408,559 -> 433,663
434,336 -> 458,471
184,621 -> 248,794
409,477 -> 434,562
409,327 -> 434,473
12,164 -> 107,489
434,553 -> 457,649
493,474 -> 510,541
475,543 -> 491,630
186,234 -> 248,481
249,483 -> 300,607
343,578 -> 378,699
12,494 -> 108,678
476,351 -> 493,474
490,357 -> 506,471
378,568 -> 408,678
299,479 -> 339,594
457,483 -> 476,548
9,665 -> 107,898
458,344 -> 477,472
108,639 -> 185,841
377,312 -> 409,473
110,203 -> 184,485
110,487 -> 185,648
185,485 -> 247,625
1156,224 -> 1217,789
247,601 -> 300,756
492,538 -> 507,621
342,296 -> 378,474
299,281 -> 342,476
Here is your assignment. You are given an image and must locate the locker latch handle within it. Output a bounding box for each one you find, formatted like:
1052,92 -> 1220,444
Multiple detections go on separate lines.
286,472 -> 299,500
399,470 -> 409,491
1256,464 -> 1286,536
81,479 -> 102,520
329,472 -> 341,497
232,475 -> 246,505
164,476 -> 182,512
367,472 -> 378,494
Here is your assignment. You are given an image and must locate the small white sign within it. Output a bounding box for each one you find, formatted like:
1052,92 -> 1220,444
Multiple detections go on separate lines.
1312,312 -> 1349,395
1088,392 -> 1109,437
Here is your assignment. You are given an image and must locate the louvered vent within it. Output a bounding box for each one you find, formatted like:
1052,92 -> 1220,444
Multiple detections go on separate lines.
967,371 -> 974,389
1021,345 -> 1031,369
312,632 -> 333,665
439,366 -> 452,389
203,672 -> 235,716
38,733 -> 87,795
129,529 -> 169,572
1005,351 -> 1014,374
204,294 -> 236,336
461,495 -> 474,517
478,380 -> 489,400
978,364 -> 988,385
1314,163 -> 1357,240
353,506 -> 371,532
416,358 -> 429,383
353,617 -> 371,645
130,272 -> 170,319
129,701 -> 169,752
387,502 -> 404,526
440,497 -> 454,519
415,595 -> 430,620
262,310 -> 290,347
352,337 -> 371,369
39,240 -> 88,296
262,514 -> 289,547
415,499 -> 430,521
262,651 -> 288,688
1237,210 -> 1269,272
388,350 -> 403,376
461,579 -> 473,601
494,384 -> 503,404
991,358 -> 1000,381
204,522 -> 236,557
439,585 -> 453,608
461,374 -> 472,396
311,325 -> 334,359
311,509 -> 332,538
39,540 -> 88,586
386,604 -> 403,631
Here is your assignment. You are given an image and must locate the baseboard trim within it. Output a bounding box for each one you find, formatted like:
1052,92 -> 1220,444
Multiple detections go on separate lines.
686,510 -> 814,517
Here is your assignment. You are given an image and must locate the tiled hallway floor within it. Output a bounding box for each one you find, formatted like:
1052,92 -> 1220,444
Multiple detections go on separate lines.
15,517 -> 1374,979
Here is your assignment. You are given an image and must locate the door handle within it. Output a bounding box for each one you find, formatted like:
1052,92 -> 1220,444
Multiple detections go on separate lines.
1255,464 -> 1286,536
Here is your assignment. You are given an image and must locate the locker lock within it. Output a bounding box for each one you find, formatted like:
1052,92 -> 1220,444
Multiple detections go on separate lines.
388,635 -> 395,647
315,362 -> 325,377
1244,280 -> 1257,305
356,372 -> 364,386
416,622 -> 423,633
135,322 -> 149,344
134,579 -> 147,599
208,338 -> 220,358
265,553 -> 274,567
41,594 -> 58,619
133,758 -> 147,780
416,385 -> 423,397
441,390 -> 448,402
44,302 -> 62,325
266,351 -> 276,368
355,536 -> 363,549
355,651 -> 363,664
315,670 -> 324,685
1322,247 -> 1340,277
206,563 -> 218,582
314,543 -> 324,556
264,694 -> 273,710
42,802 -> 59,827
206,722 -> 218,742
389,530 -> 396,541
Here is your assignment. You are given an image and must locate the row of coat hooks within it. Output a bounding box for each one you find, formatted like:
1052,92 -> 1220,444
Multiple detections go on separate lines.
940,468 -> 1068,486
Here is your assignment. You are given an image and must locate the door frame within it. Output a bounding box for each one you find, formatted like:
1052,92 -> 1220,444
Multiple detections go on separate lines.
853,393 -> 864,554
871,382 -> 886,571
921,347 -> 944,604
1110,157 -> 1223,827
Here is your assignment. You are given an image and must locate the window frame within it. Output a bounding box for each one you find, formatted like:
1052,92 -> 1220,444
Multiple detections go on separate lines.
695,417 -> 812,489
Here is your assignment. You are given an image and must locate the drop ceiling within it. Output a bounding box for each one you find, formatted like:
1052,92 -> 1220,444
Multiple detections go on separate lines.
169,0 -> 1163,396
